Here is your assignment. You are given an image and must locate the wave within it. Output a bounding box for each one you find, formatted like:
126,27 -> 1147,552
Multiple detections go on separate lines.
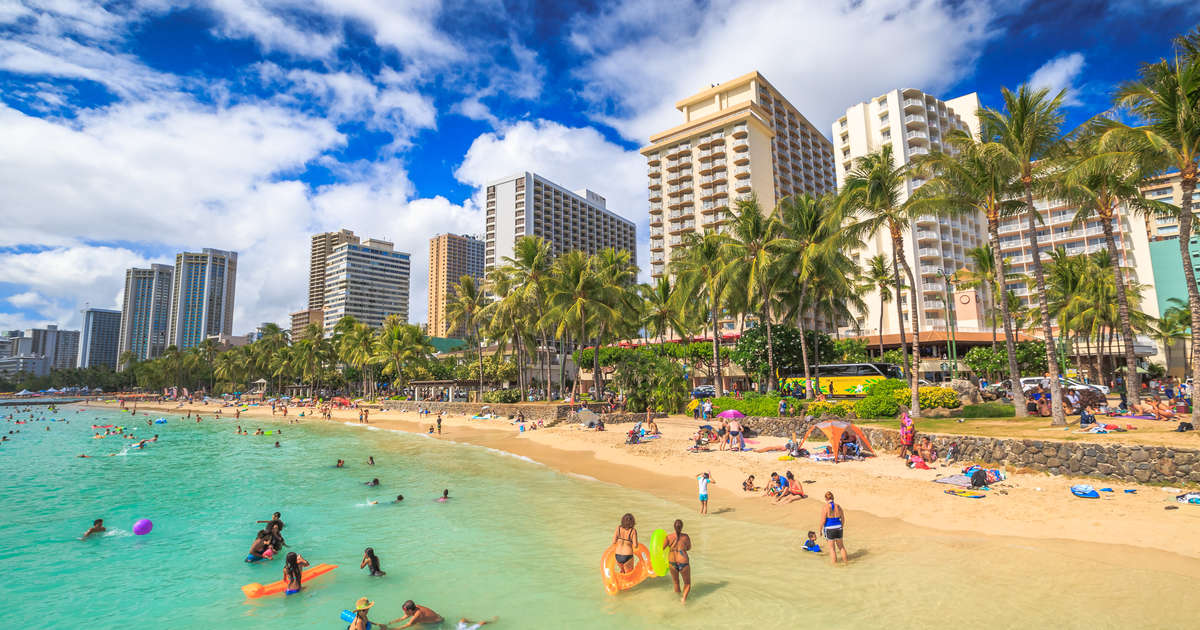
482,446 -> 542,466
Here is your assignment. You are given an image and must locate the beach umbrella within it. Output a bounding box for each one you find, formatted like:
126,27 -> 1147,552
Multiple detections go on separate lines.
717,409 -> 745,419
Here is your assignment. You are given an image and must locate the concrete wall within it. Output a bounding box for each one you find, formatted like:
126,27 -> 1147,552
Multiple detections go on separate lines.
381,400 -> 610,422
740,416 -> 1200,486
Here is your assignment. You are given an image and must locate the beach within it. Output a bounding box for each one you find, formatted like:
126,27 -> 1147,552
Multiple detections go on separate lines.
6,399 -> 1198,628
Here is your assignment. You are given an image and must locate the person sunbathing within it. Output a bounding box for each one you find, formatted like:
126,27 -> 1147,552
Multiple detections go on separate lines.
1151,397 -> 1177,420
916,437 -> 937,462
775,471 -> 806,504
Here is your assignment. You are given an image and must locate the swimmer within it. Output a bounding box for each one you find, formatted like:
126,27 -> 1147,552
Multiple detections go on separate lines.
368,456 -> 375,466
81,518 -> 106,539
347,598 -> 384,630
246,530 -> 271,562
151,435 -> 158,442
366,478 -> 380,487
391,600 -> 444,628
282,551 -> 309,595
274,441 -> 280,448
664,519 -> 692,603
257,512 -> 284,532
360,547 -> 386,576
455,618 -> 496,630
336,459 -> 345,468
437,489 -> 450,502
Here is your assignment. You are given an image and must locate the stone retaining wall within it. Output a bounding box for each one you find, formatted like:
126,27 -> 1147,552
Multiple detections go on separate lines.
380,401 -> 608,422
738,415 -> 1200,486
565,411 -> 667,426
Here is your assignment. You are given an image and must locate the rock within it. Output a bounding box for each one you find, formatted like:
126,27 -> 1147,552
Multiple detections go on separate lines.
924,407 -> 952,418
948,379 -> 982,405
1131,449 -> 1149,463
1046,457 -> 1061,468
1156,459 -> 1177,476
1134,468 -> 1151,483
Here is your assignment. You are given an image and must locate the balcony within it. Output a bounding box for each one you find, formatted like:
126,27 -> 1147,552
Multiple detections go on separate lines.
648,180 -> 661,190
918,248 -> 940,258
905,130 -> 928,143
903,98 -> 924,112
648,190 -> 662,202
710,168 -> 728,184
666,169 -> 692,184
920,264 -> 942,275
649,202 -> 663,212
732,137 -> 749,152
646,152 -> 661,166
731,123 -> 748,138
669,221 -> 695,234
670,236 -> 683,246
908,146 -> 929,156
651,263 -> 665,276
903,114 -> 926,126
923,300 -> 945,310
734,179 -> 751,193
649,227 -> 663,236
667,143 -> 690,158
649,214 -> 662,227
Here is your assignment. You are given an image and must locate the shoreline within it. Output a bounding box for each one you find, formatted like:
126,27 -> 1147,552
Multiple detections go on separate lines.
88,400 -> 1200,569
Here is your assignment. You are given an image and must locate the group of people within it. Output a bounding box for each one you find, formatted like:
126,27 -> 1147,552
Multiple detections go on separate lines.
246,511 -> 287,563
612,514 -> 694,604
746,471 -> 807,504
345,597 -> 493,629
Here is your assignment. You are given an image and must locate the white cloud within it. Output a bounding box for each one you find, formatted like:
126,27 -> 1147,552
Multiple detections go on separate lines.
1028,52 -> 1086,106
569,0 -> 1010,142
454,120 -> 649,277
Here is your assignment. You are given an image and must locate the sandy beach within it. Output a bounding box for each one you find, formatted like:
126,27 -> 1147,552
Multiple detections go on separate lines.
93,398 -> 1200,569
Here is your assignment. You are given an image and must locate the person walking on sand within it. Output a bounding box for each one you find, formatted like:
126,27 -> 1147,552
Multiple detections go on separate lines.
819,491 -> 847,565
663,519 -> 692,604
696,472 -> 714,514
436,411 -> 443,434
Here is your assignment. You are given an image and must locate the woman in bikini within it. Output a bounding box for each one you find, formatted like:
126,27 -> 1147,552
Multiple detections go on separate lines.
664,519 -> 692,604
612,513 -> 639,574
818,491 -> 848,565
775,470 -> 806,504
282,551 -> 309,595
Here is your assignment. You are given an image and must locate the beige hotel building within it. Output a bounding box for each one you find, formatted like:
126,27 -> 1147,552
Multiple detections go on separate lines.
427,233 -> 485,338
640,71 -> 836,280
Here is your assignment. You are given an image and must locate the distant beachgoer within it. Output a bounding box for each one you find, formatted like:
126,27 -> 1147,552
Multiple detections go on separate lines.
282,551 -> 309,595
361,547 -> 386,577
697,472 -> 714,514
368,456 -> 376,466
366,478 -> 380,487
664,518 -> 692,604
761,472 -> 782,498
81,518 -> 105,540
775,471 -> 806,504
274,441 -> 280,448
267,523 -> 286,551
246,530 -> 271,562
819,491 -> 848,565
337,459 -> 345,468
899,412 -> 915,459
728,418 -> 744,450
437,489 -> 449,502
393,494 -> 404,503
803,531 -> 821,553
612,513 -> 638,573
716,419 -> 728,451
257,512 -> 284,532
348,598 -> 384,630
742,475 -> 756,492
436,412 -> 443,434
391,600 -> 444,628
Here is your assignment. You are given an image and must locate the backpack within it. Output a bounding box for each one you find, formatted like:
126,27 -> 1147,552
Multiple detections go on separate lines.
970,469 -> 989,488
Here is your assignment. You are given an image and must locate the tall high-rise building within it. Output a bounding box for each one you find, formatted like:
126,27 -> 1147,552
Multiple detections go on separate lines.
427,233 -> 485,338
309,229 -> 360,310
78,308 -> 122,369
322,238 -> 411,333
167,248 -> 238,350
289,308 -> 323,339
15,324 -> 80,371
833,88 -> 982,337
484,172 -> 637,270
640,71 -> 836,279
1140,172 -> 1200,242
118,264 -> 174,362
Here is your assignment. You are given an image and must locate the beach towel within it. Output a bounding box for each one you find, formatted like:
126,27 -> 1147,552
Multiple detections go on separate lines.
1177,492 -> 1200,505
934,474 -> 973,488
909,455 -> 932,470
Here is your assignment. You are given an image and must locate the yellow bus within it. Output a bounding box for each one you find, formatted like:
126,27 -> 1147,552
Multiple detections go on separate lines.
779,363 -> 904,398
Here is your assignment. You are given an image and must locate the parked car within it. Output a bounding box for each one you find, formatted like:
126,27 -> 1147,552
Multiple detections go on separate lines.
1000,377 -> 1109,395
691,385 -> 717,399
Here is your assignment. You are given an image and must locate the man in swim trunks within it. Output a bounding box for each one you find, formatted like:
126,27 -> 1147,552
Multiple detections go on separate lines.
81,518 -> 105,539
246,529 -> 271,562
391,600 -> 444,627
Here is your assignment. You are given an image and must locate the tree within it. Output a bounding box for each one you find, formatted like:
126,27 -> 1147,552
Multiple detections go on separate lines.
609,350 -> 688,413
543,250 -> 612,399
979,84 -> 1070,426
640,276 -> 692,344
842,144 -> 922,415
504,236 -> 554,400
1107,51 -> 1200,424
860,254 -> 894,356
445,274 -> 489,401
341,323 -> 378,397
372,316 -> 434,390
912,126 -> 1028,416
671,230 -> 729,396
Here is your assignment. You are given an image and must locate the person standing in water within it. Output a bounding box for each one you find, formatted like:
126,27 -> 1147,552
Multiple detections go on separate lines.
360,547 -> 386,576
664,519 -> 692,604
696,472 -> 714,514
347,598 -> 386,630
282,551 -> 310,594
81,518 -> 105,539
611,513 -> 639,573
818,491 -> 848,565
437,489 -> 450,502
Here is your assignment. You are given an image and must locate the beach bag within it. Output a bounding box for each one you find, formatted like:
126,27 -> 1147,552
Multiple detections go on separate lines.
1177,422 -> 1194,432
970,469 -> 988,488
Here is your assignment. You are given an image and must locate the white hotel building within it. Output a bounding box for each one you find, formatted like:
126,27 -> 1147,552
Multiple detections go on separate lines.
322,238 -> 411,334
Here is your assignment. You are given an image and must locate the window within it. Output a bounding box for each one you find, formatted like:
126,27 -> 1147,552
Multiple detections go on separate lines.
879,113 -> 889,124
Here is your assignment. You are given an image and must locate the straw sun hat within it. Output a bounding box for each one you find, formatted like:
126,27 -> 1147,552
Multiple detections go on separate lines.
354,597 -> 375,611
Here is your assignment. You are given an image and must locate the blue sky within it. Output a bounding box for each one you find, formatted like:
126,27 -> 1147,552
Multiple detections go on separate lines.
0,0 -> 1196,334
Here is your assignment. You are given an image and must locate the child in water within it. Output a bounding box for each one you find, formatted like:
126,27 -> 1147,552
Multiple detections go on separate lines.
437,489 -> 450,502
360,547 -> 386,576
803,531 -> 821,553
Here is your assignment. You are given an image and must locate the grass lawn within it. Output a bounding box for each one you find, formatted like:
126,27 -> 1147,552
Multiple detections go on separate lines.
854,415 -> 1198,447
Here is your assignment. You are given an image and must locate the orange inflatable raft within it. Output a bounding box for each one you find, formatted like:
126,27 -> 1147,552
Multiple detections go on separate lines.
241,563 -> 337,598
601,544 -> 654,595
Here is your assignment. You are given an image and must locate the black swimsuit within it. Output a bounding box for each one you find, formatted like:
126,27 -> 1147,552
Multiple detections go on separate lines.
614,528 -> 635,564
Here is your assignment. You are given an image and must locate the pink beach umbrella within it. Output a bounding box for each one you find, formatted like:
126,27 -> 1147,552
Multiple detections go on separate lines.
717,409 -> 745,419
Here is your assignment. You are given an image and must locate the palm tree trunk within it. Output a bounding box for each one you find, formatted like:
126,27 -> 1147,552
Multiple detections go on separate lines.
796,285 -> 815,399
1177,169 -> 1200,424
890,249 -> 909,374
764,304 -> 776,393
877,295 -> 886,358
896,246 -> 922,416
1101,212 -> 1140,406
474,323 -> 484,403
1024,185 -> 1066,426
558,335 -> 569,400
710,295 -> 723,397
989,220 -> 1026,416
592,332 -> 603,399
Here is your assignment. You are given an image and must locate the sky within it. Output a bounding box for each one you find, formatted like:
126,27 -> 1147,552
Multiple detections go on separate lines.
0,0 -> 1196,336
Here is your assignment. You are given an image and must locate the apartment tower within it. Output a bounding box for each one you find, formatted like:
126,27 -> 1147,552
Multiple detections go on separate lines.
309,229 -> 359,309
322,238 -> 411,333
78,308 -> 122,369
118,264 -> 174,362
484,172 -> 637,270
428,233 -> 485,338
15,325 -> 80,371
834,89 -> 982,337
640,71 -> 836,279
167,248 -> 238,350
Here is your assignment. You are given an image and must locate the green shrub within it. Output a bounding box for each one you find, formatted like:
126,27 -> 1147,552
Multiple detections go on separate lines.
854,395 -> 900,419
958,402 -> 1015,418
806,400 -> 855,417
893,386 -> 961,409
867,378 -> 908,397
710,395 -> 793,417
482,388 -> 521,404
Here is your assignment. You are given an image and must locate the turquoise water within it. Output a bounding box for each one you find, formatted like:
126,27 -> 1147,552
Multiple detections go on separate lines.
3,406 -> 1200,629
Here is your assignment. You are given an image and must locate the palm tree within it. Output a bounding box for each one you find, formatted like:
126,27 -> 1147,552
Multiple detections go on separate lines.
842,145 -> 922,415
445,274 -> 489,401
1162,297 -> 1194,375
641,276 -> 690,344
341,323 -> 378,398
1107,52 -> 1200,423
979,84 -> 1069,426
590,248 -> 640,397
372,316 -> 434,391
194,337 -> 219,393
543,251 -> 609,399
719,195 -> 789,392
671,230 -> 729,396
503,236 -> 553,399
860,254 -> 894,357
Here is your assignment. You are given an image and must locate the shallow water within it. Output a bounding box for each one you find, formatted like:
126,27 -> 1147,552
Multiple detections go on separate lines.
1,407 -> 1197,629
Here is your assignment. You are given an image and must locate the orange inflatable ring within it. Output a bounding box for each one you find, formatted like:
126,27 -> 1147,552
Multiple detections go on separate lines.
601,543 -> 652,595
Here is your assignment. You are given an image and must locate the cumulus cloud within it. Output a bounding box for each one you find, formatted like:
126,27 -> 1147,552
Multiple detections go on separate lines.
455,120 -> 649,276
568,0 -> 1010,142
1028,52 -> 1087,105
